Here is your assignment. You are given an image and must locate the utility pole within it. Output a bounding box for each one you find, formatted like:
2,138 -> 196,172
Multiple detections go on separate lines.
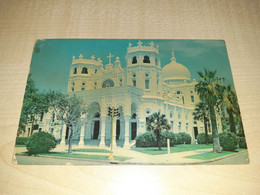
108,107 -> 119,160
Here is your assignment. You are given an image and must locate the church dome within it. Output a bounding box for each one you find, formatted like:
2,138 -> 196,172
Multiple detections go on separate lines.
162,52 -> 191,82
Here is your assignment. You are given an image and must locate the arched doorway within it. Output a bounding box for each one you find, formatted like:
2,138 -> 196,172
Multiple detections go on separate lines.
87,102 -> 101,140
131,103 -> 137,140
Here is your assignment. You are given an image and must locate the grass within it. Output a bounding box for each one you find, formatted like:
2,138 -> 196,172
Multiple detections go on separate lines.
132,144 -> 213,155
42,152 -> 131,161
15,145 -> 26,147
72,148 -> 110,153
185,149 -> 247,160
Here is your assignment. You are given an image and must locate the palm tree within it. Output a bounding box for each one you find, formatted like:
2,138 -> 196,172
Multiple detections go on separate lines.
146,112 -> 171,150
220,85 -> 237,134
193,102 -> 210,145
195,69 -> 225,153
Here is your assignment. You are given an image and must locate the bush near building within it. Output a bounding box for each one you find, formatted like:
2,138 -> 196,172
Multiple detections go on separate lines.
136,131 -> 192,147
219,131 -> 237,151
176,132 -> 192,144
26,132 -> 57,155
238,136 -> 247,149
196,133 -> 213,144
16,137 -> 29,145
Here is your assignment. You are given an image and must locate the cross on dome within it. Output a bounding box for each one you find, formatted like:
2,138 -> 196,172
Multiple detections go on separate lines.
137,40 -> 143,46
79,54 -> 83,59
107,53 -> 113,64
171,49 -> 176,62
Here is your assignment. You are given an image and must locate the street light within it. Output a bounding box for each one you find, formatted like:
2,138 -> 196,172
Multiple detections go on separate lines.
108,106 -> 119,160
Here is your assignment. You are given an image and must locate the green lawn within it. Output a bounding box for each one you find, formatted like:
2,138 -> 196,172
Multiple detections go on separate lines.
185,149 -> 247,160
42,152 -> 131,161
72,148 -> 110,153
132,144 -> 213,155
15,145 -> 26,147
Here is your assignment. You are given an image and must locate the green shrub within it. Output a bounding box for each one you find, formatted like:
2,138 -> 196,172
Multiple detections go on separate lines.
16,137 -> 29,145
219,131 -> 237,151
160,131 -> 177,147
26,132 -> 57,155
176,132 -> 191,144
238,137 -> 247,149
196,133 -> 213,144
135,131 -> 157,147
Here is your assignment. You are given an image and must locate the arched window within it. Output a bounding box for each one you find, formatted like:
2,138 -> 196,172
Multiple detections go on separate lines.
132,56 -> 137,64
102,79 -> 115,88
73,68 -> 77,74
132,113 -> 137,119
82,67 -> 88,74
145,79 -> 149,89
143,55 -> 150,63
132,79 -> 136,87
155,58 -> 158,65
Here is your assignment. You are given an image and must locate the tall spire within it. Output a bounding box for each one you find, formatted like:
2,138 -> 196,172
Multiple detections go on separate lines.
171,49 -> 176,62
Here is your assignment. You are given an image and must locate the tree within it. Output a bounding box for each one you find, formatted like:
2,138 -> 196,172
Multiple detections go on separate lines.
195,69 -> 225,153
193,102 -> 210,145
220,85 -> 237,134
47,92 -> 86,154
146,112 -> 171,150
19,74 -> 49,135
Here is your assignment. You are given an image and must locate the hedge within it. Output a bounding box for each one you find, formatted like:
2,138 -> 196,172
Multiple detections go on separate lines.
219,131 -> 237,151
196,133 -> 213,144
16,137 -> 29,145
176,132 -> 191,144
135,131 -> 157,147
238,137 -> 247,149
26,132 -> 57,155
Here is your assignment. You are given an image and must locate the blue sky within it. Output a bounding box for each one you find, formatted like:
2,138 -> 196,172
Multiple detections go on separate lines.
30,39 -> 235,92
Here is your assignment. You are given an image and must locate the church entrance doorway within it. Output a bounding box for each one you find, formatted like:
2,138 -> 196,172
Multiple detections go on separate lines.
93,121 -> 100,139
193,127 -> 198,139
131,122 -> 137,140
116,120 -> 120,140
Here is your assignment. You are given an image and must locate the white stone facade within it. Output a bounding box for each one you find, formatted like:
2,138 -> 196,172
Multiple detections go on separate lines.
23,41 -> 222,147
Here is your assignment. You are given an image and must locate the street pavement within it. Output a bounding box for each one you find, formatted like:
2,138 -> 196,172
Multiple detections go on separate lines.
14,146 -> 250,165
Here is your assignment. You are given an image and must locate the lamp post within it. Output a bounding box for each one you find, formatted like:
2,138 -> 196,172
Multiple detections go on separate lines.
108,107 -> 119,160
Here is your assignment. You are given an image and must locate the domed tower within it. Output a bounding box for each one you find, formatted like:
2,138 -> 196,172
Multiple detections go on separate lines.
125,40 -> 161,96
68,54 -> 103,92
162,51 -> 191,84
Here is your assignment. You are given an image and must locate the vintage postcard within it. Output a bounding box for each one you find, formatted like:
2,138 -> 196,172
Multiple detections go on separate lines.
13,39 -> 249,165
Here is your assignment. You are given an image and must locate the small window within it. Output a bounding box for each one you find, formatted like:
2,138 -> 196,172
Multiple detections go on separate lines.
39,128 -> 42,132
178,113 -> 181,119
182,96 -> 185,104
178,122 -> 182,131
132,73 -> 136,77
133,79 -> 136,87
146,109 -> 151,114
81,87 -> 85,91
72,82 -> 75,85
52,112 -> 55,123
143,55 -> 150,63
170,113 -> 173,118
194,121 -> 197,124
145,73 -> 149,77
95,69 -> 97,73
72,87 -> 74,91
119,78 -> 123,86
132,113 -> 137,119
82,82 -> 85,85
186,123 -> 188,131
132,56 -> 137,64
171,121 -> 174,130
40,112 -> 44,122
191,95 -> 194,102
145,79 -> 149,89
82,67 -> 88,74
177,91 -> 181,95
155,58 -> 158,65
73,68 -> 77,74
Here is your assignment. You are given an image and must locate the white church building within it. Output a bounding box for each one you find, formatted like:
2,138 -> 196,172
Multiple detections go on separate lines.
23,40 -> 222,147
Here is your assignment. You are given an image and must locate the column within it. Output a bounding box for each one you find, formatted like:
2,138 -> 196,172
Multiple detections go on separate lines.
99,117 -> 106,148
111,117 -> 117,148
78,124 -> 85,146
123,116 -> 131,148
60,123 -> 66,145
86,121 -> 91,139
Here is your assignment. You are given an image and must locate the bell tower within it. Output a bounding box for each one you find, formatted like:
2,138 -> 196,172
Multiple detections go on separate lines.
125,40 -> 161,96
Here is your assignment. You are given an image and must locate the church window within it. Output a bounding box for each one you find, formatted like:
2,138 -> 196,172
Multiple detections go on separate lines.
178,122 -> 182,131
145,79 -> 150,89
82,82 -> 85,85
72,81 -> 75,85
145,73 -> 149,77
102,79 -> 115,88
146,109 -> 151,114
143,55 -> 150,63
186,123 -> 188,131
171,121 -> 174,130
132,113 -> 137,119
132,72 -> 136,77
177,91 -> 181,95
73,68 -> 77,74
81,87 -> 85,91
170,112 -> 173,118
95,69 -> 97,73
71,87 -> 74,91
82,67 -> 88,74
194,121 -> 197,125
119,78 -> 123,86
132,79 -> 136,87
200,126 -> 204,131
94,82 -> 97,89
155,58 -> 158,65
182,96 -> 185,104
191,95 -> 194,102
132,56 -> 137,64
190,90 -> 193,94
